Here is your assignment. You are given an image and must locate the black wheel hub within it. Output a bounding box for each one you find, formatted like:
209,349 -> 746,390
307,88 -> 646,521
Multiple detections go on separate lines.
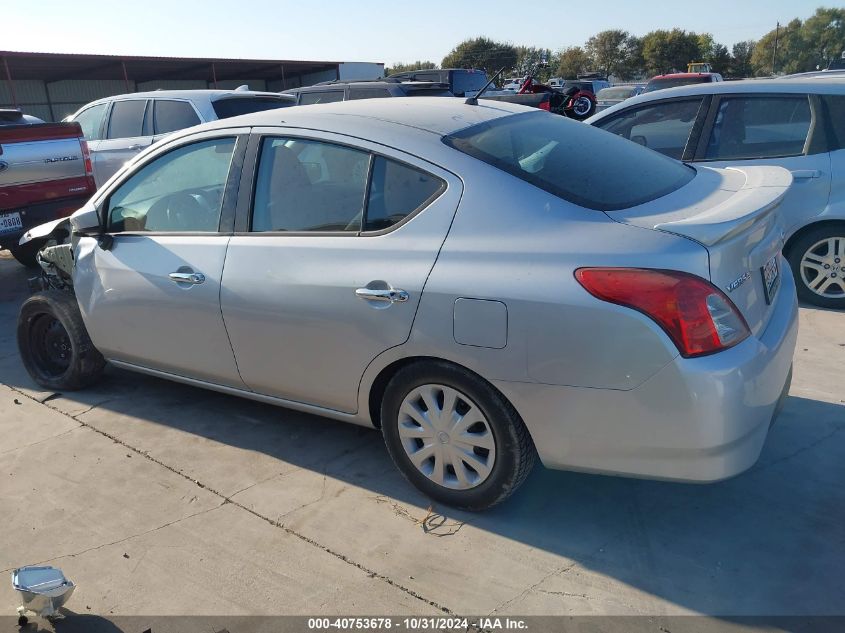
29,314 -> 72,377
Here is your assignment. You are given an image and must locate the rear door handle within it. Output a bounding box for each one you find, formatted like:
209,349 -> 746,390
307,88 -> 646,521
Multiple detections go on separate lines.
128,144 -> 144,151
169,271 -> 205,285
791,169 -> 821,180
355,287 -> 409,303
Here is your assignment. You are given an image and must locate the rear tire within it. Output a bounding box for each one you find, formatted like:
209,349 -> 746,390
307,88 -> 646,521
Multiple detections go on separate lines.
787,224 -> 845,309
381,361 -> 536,511
8,240 -> 42,268
17,290 -> 106,391
568,95 -> 596,120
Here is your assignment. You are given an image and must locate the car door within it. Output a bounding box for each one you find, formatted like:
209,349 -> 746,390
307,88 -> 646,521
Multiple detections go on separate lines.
94,99 -> 155,186
73,130 -> 248,388
220,129 -> 462,413
691,93 -> 831,238
69,102 -> 108,163
591,96 -> 709,160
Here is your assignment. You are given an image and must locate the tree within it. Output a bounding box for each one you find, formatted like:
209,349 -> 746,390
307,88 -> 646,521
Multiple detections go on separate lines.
514,46 -> 554,81
730,40 -> 756,78
441,37 -> 518,75
585,29 -> 634,78
615,36 -> 645,79
752,18 -> 808,75
556,46 -> 593,78
384,61 -> 437,76
800,7 -> 845,69
641,29 -> 702,75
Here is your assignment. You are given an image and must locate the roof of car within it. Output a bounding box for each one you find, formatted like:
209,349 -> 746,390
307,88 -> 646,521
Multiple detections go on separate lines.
86,89 -> 291,104
286,81 -> 449,92
195,96 -> 531,139
649,72 -> 720,80
589,76 -> 845,121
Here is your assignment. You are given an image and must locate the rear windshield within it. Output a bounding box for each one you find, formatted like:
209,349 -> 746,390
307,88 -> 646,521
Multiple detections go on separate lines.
212,97 -> 294,119
644,76 -> 712,93
452,71 -> 489,96
443,111 -> 695,211
596,86 -> 636,100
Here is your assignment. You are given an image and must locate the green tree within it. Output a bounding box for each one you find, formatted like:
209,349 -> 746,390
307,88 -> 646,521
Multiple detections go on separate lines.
641,29 -> 702,75
514,46 -> 554,81
585,29 -> 634,78
615,36 -> 645,79
752,18 -> 808,75
384,60 -> 437,76
730,40 -> 756,78
801,7 -> 845,69
441,37 -> 518,75
556,46 -> 593,78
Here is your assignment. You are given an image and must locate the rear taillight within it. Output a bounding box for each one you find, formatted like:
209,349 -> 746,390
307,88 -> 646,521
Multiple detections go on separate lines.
575,268 -> 750,358
80,139 -> 95,188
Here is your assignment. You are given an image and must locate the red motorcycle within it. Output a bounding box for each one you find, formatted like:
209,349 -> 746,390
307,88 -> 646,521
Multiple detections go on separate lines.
516,71 -> 597,121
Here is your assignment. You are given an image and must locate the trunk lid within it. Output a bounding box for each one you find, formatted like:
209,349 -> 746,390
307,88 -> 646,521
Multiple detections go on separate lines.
605,165 -> 792,336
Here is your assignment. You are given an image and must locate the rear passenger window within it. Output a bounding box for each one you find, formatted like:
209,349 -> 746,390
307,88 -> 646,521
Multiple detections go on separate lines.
298,91 -> 345,105
154,100 -> 200,135
364,157 -> 445,231
348,89 -> 392,100
251,138 -> 370,232
705,96 -> 811,160
108,100 -> 147,139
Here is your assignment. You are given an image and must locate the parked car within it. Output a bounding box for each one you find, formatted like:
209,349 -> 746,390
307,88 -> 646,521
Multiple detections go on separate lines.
643,72 -> 723,93
0,119 -> 96,266
387,68 -> 489,97
587,77 -> 845,308
66,89 -> 295,187
0,109 -> 45,126
283,79 -> 452,105
595,85 -> 645,112
18,98 -> 797,510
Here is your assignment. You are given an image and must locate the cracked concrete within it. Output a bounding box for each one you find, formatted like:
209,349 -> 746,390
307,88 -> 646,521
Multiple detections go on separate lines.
1,256 -> 844,618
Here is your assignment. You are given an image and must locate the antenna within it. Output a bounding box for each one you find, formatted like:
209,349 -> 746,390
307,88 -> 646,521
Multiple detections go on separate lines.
465,67 -> 506,105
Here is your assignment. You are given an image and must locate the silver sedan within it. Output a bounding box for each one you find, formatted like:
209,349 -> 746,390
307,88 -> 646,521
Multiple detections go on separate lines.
17,98 -> 798,510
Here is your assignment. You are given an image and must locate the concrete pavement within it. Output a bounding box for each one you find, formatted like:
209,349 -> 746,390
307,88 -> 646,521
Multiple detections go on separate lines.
0,251 -> 843,620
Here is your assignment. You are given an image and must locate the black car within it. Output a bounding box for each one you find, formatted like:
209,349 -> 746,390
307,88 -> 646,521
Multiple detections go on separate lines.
283,79 -> 452,105
387,69 -> 489,97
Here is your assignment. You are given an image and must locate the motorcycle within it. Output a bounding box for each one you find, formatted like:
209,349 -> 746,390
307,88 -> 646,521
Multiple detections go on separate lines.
515,67 -> 598,121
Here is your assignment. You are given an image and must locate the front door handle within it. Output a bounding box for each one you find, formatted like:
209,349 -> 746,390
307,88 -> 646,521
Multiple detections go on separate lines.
169,271 -> 205,285
355,287 -> 409,303
791,169 -> 821,180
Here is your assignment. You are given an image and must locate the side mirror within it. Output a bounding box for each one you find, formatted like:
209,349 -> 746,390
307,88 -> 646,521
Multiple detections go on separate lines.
69,203 -> 102,236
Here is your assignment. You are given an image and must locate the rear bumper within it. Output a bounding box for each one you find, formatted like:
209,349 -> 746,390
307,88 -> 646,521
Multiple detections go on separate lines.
0,196 -> 87,250
494,264 -> 800,482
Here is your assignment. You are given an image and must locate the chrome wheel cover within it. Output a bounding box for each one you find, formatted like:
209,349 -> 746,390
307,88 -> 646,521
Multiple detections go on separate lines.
800,237 -> 845,298
397,384 -> 496,490
572,96 -> 593,116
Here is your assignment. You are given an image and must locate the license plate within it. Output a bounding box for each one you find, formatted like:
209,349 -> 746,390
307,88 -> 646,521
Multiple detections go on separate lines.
0,211 -> 23,234
761,254 -> 780,305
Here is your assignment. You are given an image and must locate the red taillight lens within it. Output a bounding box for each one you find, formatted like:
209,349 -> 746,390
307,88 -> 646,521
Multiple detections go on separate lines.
80,139 -> 95,187
575,268 -> 750,358
538,99 -> 551,111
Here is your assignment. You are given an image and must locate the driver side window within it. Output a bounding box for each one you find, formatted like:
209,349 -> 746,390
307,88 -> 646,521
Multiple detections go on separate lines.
107,137 -> 236,233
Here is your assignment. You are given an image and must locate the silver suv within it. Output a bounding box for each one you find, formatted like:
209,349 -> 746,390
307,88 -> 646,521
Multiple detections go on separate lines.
67,89 -> 295,187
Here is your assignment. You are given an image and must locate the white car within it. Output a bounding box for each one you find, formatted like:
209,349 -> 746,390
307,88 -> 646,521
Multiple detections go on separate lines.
588,77 -> 845,309
66,89 -> 295,187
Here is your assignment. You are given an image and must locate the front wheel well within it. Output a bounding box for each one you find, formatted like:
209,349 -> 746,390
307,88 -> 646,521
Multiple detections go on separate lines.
784,219 -> 845,259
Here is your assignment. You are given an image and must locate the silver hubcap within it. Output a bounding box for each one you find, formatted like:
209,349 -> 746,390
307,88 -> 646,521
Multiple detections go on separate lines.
800,237 -> 845,298
397,384 -> 496,490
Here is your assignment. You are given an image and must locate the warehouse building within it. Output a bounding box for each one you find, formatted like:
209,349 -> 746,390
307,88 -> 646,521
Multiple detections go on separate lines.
0,51 -> 384,121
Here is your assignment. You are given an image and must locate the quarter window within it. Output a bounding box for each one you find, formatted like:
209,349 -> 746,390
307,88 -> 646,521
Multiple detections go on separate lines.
251,138 -> 370,232
107,137 -> 236,233
595,98 -> 704,159
108,100 -> 147,139
704,96 -> 812,160
365,157 -> 445,231
72,103 -> 108,141
154,100 -> 201,135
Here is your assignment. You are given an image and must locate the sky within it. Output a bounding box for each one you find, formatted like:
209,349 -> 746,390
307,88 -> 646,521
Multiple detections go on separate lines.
2,0 -> 825,65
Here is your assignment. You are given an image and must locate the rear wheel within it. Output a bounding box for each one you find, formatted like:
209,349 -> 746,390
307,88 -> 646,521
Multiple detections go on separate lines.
381,361 -> 536,511
8,240 -> 43,268
568,95 -> 596,120
788,225 -> 845,309
17,290 -> 106,390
